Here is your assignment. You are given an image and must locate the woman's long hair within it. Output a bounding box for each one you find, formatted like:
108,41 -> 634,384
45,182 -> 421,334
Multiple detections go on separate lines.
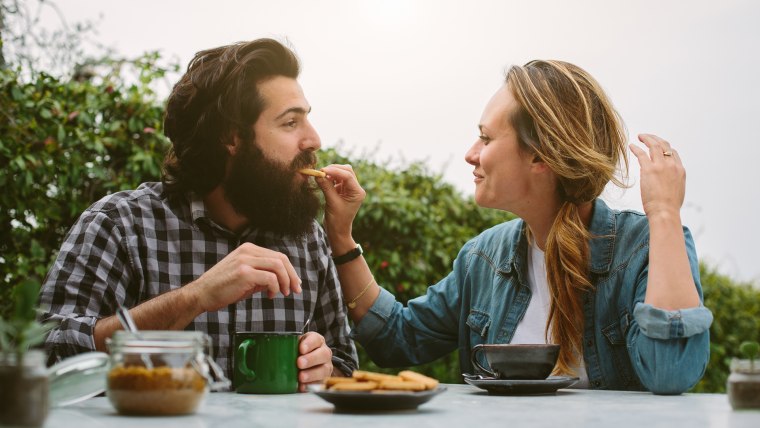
506,60 -> 628,375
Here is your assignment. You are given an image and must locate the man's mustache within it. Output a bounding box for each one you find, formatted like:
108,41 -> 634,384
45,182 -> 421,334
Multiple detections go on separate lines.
291,150 -> 318,170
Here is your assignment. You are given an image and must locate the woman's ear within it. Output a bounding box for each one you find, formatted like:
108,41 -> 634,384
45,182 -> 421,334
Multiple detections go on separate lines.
531,155 -> 551,173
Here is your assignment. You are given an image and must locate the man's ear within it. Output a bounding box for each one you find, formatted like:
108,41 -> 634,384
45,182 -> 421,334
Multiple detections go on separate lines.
225,133 -> 241,156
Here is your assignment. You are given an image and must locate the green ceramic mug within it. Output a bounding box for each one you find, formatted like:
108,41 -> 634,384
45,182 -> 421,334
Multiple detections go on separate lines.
233,331 -> 299,394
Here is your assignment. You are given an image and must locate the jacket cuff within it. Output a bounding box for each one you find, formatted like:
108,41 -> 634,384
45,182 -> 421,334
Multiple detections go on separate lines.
633,302 -> 713,340
350,287 -> 396,342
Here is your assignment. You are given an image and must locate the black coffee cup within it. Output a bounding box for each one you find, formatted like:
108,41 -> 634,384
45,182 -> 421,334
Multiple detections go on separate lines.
470,344 -> 560,380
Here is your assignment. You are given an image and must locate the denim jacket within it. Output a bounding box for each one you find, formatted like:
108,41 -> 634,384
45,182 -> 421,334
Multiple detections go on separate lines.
352,199 -> 713,394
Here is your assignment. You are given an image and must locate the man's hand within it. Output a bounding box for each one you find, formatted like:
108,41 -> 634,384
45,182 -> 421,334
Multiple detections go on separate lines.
297,331 -> 334,392
184,242 -> 303,313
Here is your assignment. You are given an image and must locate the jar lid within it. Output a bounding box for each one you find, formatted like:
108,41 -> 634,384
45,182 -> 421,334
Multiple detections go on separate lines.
48,352 -> 110,407
108,331 -> 208,353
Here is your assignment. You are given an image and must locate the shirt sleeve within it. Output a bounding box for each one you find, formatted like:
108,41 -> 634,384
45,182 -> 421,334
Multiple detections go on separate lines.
626,226 -> 713,394
314,228 -> 358,375
38,209 -> 132,365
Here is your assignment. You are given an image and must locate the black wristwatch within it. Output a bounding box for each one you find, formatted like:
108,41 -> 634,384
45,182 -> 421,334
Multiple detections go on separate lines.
332,244 -> 363,265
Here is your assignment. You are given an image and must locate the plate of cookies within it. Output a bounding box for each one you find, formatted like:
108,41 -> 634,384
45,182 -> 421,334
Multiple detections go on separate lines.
310,369 -> 446,411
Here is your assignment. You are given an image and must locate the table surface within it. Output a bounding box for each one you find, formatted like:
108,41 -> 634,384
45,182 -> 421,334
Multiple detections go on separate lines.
46,384 -> 759,428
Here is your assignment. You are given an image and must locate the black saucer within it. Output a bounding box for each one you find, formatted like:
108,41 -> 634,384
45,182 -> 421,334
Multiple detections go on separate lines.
463,375 -> 578,395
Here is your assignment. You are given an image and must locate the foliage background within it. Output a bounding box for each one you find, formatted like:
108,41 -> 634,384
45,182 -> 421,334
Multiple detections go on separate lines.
1,2 -> 757,391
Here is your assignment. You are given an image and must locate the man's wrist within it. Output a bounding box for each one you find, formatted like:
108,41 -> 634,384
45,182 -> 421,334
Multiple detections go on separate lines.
179,281 -> 205,316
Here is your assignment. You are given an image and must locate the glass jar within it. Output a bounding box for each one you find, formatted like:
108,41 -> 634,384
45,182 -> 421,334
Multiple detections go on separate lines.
106,331 -> 224,415
727,358 -> 760,410
0,350 -> 49,427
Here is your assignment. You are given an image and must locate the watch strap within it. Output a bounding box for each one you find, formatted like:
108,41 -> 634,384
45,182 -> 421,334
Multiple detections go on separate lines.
332,244 -> 363,265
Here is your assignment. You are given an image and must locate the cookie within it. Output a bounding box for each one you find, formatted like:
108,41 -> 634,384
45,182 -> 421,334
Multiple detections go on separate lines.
324,377 -> 357,387
378,380 -> 426,391
329,381 -> 379,391
398,370 -> 439,390
352,370 -> 403,383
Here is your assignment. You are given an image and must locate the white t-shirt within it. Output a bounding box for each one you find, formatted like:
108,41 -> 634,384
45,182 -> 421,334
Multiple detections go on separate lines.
510,240 -> 589,389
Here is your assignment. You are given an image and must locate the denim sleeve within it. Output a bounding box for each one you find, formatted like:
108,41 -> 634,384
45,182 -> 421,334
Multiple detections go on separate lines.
633,302 -> 713,339
350,241 -> 472,367
627,226 -> 712,395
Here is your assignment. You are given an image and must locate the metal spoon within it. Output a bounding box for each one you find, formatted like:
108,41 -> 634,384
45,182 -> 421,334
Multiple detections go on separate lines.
302,313 -> 313,334
115,305 -> 153,369
116,306 -> 230,390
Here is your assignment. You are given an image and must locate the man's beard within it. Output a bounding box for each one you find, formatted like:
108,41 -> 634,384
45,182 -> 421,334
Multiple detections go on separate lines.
223,141 -> 321,238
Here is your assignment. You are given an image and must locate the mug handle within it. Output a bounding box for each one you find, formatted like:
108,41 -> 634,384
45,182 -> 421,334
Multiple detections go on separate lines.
470,344 -> 496,378
237,340 -> 257,382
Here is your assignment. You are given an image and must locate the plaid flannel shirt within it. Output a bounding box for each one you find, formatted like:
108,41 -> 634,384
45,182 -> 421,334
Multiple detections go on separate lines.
39,182 -> 358,379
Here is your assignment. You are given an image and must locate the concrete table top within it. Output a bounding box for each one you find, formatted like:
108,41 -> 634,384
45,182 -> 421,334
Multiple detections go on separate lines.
45,383 -> 759,428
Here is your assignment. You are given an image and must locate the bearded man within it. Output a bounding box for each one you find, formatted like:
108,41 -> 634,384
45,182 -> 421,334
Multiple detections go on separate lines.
39,39 -> 358,386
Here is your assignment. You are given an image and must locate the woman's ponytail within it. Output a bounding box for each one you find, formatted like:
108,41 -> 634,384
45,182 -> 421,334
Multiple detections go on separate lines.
544,201 -> 592,375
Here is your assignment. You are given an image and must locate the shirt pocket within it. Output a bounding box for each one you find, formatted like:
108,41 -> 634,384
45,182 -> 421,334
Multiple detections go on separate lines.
466,310 -> 491,338
601,312 -> 640,389
466,310 -> 492,371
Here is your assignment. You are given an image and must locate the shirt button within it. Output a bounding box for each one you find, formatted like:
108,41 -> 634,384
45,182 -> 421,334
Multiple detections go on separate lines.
586,339 -> 593,347
593,380 -> 601,387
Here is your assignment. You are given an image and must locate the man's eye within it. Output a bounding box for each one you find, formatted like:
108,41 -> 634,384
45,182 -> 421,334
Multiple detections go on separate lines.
285,120 -> 297,128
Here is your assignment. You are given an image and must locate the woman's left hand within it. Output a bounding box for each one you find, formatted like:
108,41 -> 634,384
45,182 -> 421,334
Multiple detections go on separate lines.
629,134 -> 686,218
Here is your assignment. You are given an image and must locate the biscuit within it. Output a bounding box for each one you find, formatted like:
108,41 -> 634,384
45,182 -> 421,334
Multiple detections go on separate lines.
324,377 -> 357,387
352,370 -> 403,383
298,168 -> 326,178
378,380 -> 426,391
329,381 -> 378,391
398,370 -> 439,390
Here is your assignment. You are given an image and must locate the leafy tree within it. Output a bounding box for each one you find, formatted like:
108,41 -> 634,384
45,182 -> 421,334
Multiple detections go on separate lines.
0,59 -> 171,318
0,0 -> 108,79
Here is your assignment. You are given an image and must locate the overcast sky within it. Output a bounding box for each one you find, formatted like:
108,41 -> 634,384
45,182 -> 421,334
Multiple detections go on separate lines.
40,0 -> 760,284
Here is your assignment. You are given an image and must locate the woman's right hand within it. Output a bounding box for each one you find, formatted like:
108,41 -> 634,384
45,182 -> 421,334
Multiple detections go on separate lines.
316,164 -> 366,252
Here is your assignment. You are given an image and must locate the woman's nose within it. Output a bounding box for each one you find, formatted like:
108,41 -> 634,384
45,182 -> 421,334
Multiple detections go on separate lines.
464,141 -> 481,166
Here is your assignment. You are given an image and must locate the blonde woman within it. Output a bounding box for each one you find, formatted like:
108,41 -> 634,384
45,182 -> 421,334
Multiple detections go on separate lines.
317,60 -> 712,394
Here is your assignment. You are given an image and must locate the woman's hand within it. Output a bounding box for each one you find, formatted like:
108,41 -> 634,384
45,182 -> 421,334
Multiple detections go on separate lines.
630,133 -> 699,310
629,133 -> 686,219
315,164 -> 366,252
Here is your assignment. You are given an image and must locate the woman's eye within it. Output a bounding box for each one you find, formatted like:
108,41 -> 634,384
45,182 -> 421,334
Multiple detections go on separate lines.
479,135 -> 491,144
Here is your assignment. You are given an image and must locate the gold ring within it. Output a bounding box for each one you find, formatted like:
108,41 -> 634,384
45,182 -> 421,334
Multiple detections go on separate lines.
663,151 -> 673,157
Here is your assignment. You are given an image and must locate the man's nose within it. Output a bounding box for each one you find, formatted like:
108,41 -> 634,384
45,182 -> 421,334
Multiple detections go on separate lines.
301,120 -> 321,151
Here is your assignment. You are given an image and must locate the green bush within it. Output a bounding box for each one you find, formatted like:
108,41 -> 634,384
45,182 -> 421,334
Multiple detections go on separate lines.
1,61 -> 758,390
693,264 -> 760,392
0,59 -> 170,317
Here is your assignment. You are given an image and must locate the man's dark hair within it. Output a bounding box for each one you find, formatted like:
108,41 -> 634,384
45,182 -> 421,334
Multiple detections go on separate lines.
162,39 -> 300,195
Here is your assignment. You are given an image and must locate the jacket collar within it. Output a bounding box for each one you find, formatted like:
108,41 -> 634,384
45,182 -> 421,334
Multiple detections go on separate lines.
499,198 -> 616,277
